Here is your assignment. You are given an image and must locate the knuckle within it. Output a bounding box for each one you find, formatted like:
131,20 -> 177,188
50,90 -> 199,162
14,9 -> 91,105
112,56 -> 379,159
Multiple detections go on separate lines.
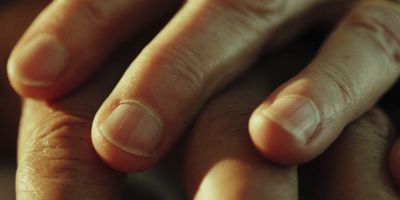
170,63 -> 205,96
154,47 -> 207,96
213,0 -> 287,20
195,98 -> 252,139
312,64 -> 357,108
30,113 -> 91,144
347,2 -> 400,66
62,0 -> 112,28
19,114 -> 97,183
206,0 -> 289,32
17,114 -> 122,199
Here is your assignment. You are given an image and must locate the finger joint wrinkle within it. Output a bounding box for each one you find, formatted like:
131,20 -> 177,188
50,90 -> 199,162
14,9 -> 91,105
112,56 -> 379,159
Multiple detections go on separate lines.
214,0 -> 288,24
348,5 -> 400,67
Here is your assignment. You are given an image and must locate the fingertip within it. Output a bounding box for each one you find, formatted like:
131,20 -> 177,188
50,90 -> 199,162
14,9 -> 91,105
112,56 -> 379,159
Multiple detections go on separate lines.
9,34 -> 66,83
6,33 -> 70,100
91,99 -> 167,172
91,127 -> 158,173
7,59 -> 64,100
249,110 -> 314,165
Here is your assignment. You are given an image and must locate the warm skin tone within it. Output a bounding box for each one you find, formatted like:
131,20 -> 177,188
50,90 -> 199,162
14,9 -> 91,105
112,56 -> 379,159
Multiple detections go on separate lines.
2,1 -> 400,199
6,0 -> 400,176
12,35 -> 400,199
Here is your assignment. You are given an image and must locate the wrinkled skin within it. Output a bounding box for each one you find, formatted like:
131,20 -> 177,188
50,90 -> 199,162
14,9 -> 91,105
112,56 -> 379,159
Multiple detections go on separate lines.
1,1 -> 400,200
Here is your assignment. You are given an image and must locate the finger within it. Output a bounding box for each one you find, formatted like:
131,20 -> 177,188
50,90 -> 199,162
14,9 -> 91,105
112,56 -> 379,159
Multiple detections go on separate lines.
91,0 -> 326,172
307,109 -> 398,199
184,68 -> 298,200
17,100 -> 125,200
7,0 -> 179,99
249,0 -> 400,164
14,35 -> 140,200
0,0 -> 49,156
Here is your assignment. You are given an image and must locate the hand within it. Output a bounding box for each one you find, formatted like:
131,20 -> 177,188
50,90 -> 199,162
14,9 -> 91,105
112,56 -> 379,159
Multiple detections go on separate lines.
182,36 -> 400,199
13,24 -> 400,200
0,0 -> 49,157
9,0 -> 397,172
13,15 -> 306,197
248,0 -> 400,166
0,3 -> 51,199
187,85 -> 400,199
3,3 -> 399,197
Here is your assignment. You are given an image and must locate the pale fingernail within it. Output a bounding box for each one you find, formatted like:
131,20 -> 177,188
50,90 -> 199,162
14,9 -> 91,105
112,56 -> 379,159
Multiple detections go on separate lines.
98,102 -> 163,157
7,34 -> 66,86
258,96 -> 320,143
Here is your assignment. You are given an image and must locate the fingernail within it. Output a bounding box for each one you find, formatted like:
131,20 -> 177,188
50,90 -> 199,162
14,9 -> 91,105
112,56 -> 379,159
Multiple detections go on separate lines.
99,102 -> 163,157
7,34 -> 66,86
258,96 -> 320,143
